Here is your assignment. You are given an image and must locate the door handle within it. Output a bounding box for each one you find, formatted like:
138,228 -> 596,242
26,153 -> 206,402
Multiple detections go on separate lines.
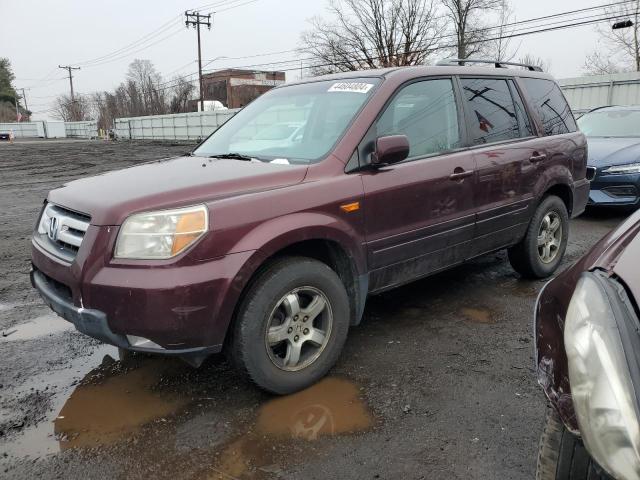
449,168 -> 474,181
530,153 -> 547,163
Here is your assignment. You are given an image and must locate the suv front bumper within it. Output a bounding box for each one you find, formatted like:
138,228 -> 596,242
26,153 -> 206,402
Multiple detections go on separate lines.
31,268 -> 221,365
31,225 -> 259,362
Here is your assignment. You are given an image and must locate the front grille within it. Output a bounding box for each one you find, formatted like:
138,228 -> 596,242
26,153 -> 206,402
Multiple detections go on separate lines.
586,166 -> 597,181
603,185 -> 638,198
34,203 -> 91,262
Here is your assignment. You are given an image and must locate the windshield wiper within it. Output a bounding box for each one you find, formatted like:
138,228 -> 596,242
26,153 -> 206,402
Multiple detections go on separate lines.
207,152 -> 257,161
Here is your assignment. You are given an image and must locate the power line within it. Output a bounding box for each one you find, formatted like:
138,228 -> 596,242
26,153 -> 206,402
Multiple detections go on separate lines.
155,0 -> 638,91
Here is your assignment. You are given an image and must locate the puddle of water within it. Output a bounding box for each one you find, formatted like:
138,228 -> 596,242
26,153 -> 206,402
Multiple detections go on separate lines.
54,360 -> 188,449
1,344 -> 119,459
2,313 -> 74,341
461,307 -> 494,324
209,377 -> 372,479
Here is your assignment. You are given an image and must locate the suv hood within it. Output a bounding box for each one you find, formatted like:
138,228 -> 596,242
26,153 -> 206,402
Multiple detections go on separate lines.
586,136 -> 640,167
48,156 -> 308,225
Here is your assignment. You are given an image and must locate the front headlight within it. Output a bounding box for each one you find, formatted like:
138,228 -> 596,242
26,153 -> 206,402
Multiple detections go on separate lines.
565,273 -> 640,480
114,205 -> 208,259
603,163 -> 640,175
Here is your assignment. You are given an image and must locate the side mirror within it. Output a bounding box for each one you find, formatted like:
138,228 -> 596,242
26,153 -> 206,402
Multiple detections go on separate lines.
371,135 -> 410,167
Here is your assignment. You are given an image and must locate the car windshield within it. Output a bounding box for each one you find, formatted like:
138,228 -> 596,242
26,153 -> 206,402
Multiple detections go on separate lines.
577,110 -> 640,137
193,78 -> 380,163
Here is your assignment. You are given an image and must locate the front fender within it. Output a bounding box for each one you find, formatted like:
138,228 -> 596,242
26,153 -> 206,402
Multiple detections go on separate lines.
209,212 -> 367,345
231,212 -> 366,274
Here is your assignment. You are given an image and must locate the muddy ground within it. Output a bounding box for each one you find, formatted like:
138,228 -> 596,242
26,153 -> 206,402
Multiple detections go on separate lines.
0,139 -> 628,479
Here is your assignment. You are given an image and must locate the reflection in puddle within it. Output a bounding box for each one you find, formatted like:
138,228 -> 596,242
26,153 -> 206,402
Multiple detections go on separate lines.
2,313 -> 74,341
210,378 -> 372,479
54,361 -> 187,449
256,377 -> 371,439
461,307 -> 494,324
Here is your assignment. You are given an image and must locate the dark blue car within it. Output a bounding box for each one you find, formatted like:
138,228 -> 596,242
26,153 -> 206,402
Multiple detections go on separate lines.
578,106 -> 640,208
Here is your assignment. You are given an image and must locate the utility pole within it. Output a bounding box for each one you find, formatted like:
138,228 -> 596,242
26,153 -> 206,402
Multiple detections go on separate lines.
21,88 -> 29,114
185,11 -> 211,112
59,65 -> 80,120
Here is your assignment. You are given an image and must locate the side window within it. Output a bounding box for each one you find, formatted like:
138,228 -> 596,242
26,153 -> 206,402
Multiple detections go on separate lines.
509,80 -> 535,137
376,79 -> 461,159
460,78 -> 519,145
521,78 -> 577,136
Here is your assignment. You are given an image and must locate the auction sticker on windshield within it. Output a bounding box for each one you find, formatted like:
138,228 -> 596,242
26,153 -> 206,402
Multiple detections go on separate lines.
328,82 -> 374,94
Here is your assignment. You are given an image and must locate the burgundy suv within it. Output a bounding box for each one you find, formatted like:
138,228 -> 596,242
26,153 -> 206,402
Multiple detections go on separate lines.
31,62 -> 589,393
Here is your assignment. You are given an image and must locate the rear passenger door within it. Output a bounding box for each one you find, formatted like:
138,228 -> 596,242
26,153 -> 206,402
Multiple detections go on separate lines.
360,78 -> 477,292
458,76 -> 542,256
517,77 -> 583,198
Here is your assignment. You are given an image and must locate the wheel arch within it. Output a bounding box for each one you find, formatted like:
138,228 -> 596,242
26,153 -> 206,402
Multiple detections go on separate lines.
219,218 -> 369,349
543,183 -> 574,216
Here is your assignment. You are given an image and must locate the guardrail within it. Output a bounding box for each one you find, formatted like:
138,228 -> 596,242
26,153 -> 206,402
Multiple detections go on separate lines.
113,110 -> 240,140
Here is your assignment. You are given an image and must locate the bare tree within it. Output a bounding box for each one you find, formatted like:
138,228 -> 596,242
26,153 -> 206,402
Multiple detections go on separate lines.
53,94 -> 93,122
490,0 -> 519,62
441,0 -> 502,59
518,53 -> 551,72
168,77 -> 196,113
584,0 -> 639,74
301,0 -> 445,75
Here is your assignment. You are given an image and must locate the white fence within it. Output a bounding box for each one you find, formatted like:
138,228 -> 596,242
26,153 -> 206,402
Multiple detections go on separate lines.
0,121 -> 44,138
0,120 -> 97,139
558,72 -> 640,115
65,121 -> 98,139
113,110 -> 239,140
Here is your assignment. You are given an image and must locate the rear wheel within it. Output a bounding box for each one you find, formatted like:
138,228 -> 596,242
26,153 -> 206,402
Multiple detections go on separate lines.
537,407 -> 610,480
229,256 -> 350,394
509,195 -> 569,279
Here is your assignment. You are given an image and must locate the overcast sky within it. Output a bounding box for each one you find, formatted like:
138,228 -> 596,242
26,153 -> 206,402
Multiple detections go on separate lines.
1,0 -> 612,120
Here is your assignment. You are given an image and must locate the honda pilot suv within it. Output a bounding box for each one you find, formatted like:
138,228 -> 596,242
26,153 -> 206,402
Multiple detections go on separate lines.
31,60 -> 589,394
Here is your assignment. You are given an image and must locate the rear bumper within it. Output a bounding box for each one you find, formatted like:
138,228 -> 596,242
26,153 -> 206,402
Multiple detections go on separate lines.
588,171 -> 640,207
572,178 -> 591,217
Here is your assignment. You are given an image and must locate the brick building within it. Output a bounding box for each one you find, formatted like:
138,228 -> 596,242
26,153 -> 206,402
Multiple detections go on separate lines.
198,69 -> 286,109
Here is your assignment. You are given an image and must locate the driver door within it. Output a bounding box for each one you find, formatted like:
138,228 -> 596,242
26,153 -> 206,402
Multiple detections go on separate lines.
360,78 -> 477,292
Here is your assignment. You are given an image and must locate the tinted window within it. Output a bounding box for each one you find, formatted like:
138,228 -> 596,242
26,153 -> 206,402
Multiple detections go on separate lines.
521,78 -> 577,136
461,78 -> 519,145
377,79 -> 461,159
509,80 -> 535,137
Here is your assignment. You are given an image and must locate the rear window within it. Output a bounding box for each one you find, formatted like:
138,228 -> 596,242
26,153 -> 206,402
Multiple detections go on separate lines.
460,78 -> 520,145
521,78 -> 577,136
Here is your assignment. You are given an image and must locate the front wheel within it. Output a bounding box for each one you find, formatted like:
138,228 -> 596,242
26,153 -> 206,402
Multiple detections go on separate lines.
229,256 -> 350,394
537,407 -> 610,480
509,195 -> 569,279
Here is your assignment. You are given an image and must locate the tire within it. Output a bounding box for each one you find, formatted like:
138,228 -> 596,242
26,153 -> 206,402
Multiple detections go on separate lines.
229,256 -> 350,395
537,407 -> 611,480
509,195 -> 569,279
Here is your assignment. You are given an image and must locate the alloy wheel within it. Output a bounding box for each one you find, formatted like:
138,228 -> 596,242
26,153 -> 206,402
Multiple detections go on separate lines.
264,286 -> 333,372
537,211 -> 563,264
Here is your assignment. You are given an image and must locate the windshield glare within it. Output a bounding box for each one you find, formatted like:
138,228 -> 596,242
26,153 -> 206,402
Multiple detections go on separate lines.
193,78 -> 380,164
577,110 -> 640,137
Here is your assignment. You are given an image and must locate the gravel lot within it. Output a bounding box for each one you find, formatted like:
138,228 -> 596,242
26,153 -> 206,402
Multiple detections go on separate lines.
0,139 -> 628,479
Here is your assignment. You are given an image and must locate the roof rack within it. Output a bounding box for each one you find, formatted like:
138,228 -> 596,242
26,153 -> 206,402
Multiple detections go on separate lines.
436,58 -> 544,72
